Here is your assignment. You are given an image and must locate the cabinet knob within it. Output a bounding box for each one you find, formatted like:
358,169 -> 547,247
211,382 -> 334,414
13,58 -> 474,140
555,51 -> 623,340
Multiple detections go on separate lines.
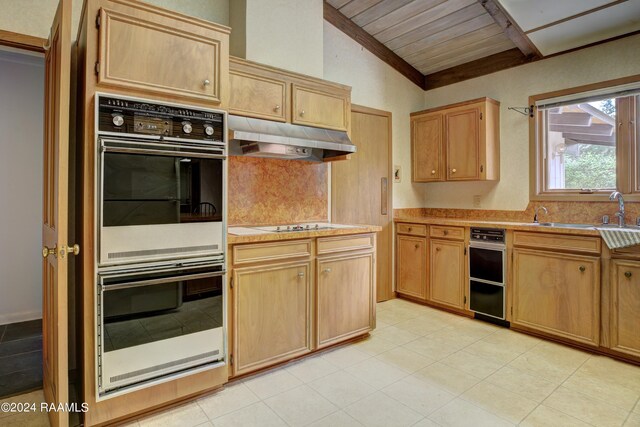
298,272 -> 305,278
414,243 -> 419,249
625,271 -> 633,278
300,110 -> 305,117
323,268 -> 332,273
274,105 -> 281,112
203,79 -> 211,86
451,169 -> 457,174
443,230 -> 449,236
431,170 -> 436,175
579,265 -> 586,272
408,227 -> 412,231
435,247 -> 441,252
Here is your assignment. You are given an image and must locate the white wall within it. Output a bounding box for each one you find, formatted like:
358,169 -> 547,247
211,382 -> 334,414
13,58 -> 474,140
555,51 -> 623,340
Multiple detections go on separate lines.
323,22 -> 426,208
231,0 -> 324,78
0,49 -> 45,324
422,33 -> 640,210
0,0 -> 228,41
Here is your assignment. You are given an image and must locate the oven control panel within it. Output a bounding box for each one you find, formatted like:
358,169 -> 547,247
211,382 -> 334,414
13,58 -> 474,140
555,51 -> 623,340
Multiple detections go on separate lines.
97,95 -> 225,142
470,227 -> 505,243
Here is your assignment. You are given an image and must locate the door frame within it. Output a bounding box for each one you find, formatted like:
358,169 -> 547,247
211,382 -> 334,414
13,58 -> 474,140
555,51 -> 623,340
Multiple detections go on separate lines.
0,29 -> 47,53
332,104 -> 394,300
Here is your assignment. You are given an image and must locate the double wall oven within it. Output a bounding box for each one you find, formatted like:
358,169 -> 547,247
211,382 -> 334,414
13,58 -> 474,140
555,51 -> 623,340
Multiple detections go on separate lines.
95,94 -> 227,397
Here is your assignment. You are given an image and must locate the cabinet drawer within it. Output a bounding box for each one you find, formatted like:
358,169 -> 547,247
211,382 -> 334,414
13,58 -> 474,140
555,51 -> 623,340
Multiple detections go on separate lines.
513,231 -> 601,255
612,245 -> 640,259
317,234 -> 374,255
292,84 -> 349,131
430,225 -> 464,240
396,223 -> 427,236
229,70 -> 287,121
233,240 -> 312,265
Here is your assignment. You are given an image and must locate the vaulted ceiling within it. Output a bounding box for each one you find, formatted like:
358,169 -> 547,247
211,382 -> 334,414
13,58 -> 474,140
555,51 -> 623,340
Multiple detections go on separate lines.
324,0 -> 640,89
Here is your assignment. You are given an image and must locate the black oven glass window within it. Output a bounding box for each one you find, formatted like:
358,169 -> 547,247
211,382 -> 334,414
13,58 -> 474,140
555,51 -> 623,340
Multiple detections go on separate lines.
103,153 -> 223,226
469,247 -> 504,283
102,274 -> 223,352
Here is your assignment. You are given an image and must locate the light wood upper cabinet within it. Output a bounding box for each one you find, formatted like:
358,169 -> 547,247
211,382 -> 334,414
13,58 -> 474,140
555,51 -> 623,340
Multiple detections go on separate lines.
229,70 -> 287,122
230,57 -> 351,133
411,98 -> 500,182
446,107 -> 480,180
396,234 -> 427,300
232,261 -> 312,376
412,113 -> 444,182
429,239 -> 465,309
610,260 -> 640,358
97,4 -> 229,104
317,252 -> 375,348
292,84 -> 349,132
512,248 -> 600,347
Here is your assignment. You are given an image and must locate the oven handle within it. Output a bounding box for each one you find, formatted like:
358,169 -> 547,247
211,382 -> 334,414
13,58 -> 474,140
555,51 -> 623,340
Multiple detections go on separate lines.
101,270 -> 226,291
100,138 -> 226,160
468,242 -> 506,251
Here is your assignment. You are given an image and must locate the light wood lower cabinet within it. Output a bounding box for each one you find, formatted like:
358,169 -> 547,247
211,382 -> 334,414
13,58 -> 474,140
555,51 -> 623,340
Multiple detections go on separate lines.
317,252 -> 375,348
396,235 -> 427,300
232,261 -> 312,376
512,248 -> 600,347
429,239 -> 465,310
610,261 -> 640,358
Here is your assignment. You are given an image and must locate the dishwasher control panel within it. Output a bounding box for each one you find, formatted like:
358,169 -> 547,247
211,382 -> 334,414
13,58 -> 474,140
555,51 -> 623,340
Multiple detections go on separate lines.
470,227 -> 505,243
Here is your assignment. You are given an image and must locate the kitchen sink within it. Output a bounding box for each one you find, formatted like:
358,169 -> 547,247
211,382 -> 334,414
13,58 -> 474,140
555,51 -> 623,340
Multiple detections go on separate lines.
534,222 -> 596,229
598,223 -> 640,230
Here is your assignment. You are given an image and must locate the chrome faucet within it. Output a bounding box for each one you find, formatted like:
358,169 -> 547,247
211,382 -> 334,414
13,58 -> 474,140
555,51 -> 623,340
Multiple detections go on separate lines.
609,191 -> 626,227
533,206 -> 548,223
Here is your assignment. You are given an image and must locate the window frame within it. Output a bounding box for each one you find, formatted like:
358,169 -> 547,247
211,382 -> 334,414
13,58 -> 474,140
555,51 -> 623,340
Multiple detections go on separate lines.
529,75 -> 640,201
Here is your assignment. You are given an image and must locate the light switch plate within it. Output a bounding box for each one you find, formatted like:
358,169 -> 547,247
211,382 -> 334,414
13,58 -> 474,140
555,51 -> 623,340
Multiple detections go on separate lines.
394,165 -> 401,183
473,195 -> 481,208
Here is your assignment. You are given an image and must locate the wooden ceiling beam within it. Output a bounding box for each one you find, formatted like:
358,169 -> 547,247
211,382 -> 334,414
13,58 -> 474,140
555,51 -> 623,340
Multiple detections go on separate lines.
424,48 -> 535,90
323,1 -> 426,89
478,0 -> 541,58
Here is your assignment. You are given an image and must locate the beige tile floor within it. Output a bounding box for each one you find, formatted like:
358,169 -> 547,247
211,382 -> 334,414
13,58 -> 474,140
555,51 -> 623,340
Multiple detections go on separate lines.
3,298 -> 640,426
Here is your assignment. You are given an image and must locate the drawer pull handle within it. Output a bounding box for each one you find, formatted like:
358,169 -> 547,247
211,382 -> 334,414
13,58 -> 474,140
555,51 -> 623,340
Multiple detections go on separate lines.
323,268 -> 332,274
625,271 -> 633,278
414,244 -> 419,249
579,265 -> 586,273
408,227 -> 412,232
443,230 -> 449,236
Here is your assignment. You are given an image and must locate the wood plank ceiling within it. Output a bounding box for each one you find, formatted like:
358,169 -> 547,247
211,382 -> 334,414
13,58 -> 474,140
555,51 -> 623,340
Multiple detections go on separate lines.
327,0 -> 517,75
325,0 -> 640,89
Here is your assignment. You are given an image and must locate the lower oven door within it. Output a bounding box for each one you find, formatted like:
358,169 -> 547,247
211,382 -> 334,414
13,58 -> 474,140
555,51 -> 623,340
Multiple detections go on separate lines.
97,263 -> 225,396
469,280 -> 505,320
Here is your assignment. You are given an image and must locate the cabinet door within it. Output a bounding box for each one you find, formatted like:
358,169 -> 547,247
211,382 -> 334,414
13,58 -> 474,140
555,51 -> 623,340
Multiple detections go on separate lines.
430,239 -> 465,309
412,113 -> 444,182
512,249 -> 600,346
610,261 -> 640,357
317,253 -> 374,348
445,107 -> 480,180
233,262 -> 311,376
97,6 -> 227,103
292,84 -> 349,131
229,70 -> 287,122
396,236 -> 427,300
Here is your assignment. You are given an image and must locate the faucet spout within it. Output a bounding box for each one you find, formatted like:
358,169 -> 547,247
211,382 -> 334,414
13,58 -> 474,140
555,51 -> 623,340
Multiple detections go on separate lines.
609,191 -> 625,227
533,206 -> 548,223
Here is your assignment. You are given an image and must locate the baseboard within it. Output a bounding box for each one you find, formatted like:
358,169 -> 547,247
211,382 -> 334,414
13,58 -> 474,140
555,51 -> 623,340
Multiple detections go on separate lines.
0,310 -> 42,326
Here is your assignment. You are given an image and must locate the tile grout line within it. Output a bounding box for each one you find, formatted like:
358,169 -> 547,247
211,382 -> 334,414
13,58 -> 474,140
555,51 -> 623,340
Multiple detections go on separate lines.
622,395 -> 640,426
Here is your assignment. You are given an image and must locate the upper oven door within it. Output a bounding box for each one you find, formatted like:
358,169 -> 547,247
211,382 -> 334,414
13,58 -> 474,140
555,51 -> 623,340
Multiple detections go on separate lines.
99,139 -> 226,267
469,243 -> 505,284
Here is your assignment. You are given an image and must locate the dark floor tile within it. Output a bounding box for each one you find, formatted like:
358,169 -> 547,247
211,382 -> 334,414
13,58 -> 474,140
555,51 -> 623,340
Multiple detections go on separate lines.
0,350 -> 42,376
2,319 -> 42,342
0,336 -> 42,357
0,366 -> 42,399
0,325 -> 6,342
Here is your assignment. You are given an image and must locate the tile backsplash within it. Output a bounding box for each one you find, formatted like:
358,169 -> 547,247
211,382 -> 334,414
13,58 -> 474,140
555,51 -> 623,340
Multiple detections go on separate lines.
228,156 -> 328,226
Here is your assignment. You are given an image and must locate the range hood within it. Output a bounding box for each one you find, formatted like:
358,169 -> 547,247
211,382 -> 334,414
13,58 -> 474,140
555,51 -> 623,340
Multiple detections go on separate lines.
228,115 -> 356,161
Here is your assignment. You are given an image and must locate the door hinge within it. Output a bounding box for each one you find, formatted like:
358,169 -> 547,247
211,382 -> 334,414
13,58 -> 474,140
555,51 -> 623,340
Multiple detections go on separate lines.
480,112 -> 483,120
511,306 -> 513,315
95,62 -> 100,75
464,247 -> 467,255
464,295 -> 467,304
96,13 -> 101,28
230,354 -> 234,365
230,276 -> 234,289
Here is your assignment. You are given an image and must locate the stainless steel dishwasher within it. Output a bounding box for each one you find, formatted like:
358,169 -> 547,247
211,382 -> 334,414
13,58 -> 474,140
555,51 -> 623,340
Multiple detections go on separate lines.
468,228 -> 507,325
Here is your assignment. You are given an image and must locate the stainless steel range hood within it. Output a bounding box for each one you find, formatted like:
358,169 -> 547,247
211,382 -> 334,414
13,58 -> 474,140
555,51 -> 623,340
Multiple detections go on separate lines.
228,115 -> 356,161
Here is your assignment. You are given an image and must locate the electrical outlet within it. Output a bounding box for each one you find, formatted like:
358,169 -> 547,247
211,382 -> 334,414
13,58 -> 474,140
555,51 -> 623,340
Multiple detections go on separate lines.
473,195 -> 481,208
393,165 -> 401,183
